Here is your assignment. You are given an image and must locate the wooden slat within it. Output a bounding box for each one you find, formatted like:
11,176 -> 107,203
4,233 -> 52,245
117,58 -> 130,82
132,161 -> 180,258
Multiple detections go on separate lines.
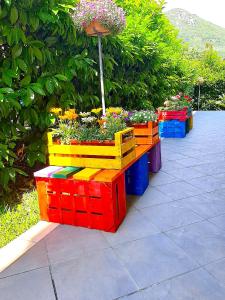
94,170 -> 122,182
73,168 -> 101,181
34,166 -> 63,178
51,167 -> 83,179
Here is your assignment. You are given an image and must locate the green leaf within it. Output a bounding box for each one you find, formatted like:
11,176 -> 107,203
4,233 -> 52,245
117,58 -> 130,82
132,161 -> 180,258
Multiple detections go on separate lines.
15,168 -> 28,176
55,74 -> 68,81
17,59 -> 28,72
20,75 -> 31,87
0,88 -> 13,94
33,47 -> 43,61
29,16 -> 39,31
12,44 -> 22,58
19,10 -> 27,26
45,78 -> 54,94
0,94 -> 3,101
30,83 -> 45,96
10,7 -> 18,25
9,98 -> 21,110
2,74 -> 12,87
28,40 -> 45,48
23,88 -> 34,107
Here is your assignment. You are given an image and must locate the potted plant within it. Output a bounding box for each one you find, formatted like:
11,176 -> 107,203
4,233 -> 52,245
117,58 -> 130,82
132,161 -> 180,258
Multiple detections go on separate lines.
72,0 -> 126,36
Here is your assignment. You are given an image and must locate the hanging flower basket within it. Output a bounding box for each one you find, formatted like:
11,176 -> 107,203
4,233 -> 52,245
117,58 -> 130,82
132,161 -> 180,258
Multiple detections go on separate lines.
72,0 -> 126,36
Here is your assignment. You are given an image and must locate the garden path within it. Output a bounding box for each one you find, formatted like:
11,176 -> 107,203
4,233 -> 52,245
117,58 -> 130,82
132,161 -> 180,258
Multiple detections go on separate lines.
1,111 -> 225,300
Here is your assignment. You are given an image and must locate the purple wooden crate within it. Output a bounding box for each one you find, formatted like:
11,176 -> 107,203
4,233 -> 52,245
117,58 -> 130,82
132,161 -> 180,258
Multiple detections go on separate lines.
148,141 -> 162,173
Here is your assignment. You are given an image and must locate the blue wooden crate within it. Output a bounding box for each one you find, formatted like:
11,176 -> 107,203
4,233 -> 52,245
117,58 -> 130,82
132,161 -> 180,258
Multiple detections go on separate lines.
125,153 -> 149,195
159,120 -> 186,138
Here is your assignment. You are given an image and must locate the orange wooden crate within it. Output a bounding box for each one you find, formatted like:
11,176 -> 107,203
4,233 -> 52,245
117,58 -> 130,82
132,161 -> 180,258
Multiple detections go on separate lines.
133,122 -> 159,145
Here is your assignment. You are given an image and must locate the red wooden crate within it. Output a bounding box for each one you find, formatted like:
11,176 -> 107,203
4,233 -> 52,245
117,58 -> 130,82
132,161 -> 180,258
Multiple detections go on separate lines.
158,108 -> 188,121
35,173 -> 126,233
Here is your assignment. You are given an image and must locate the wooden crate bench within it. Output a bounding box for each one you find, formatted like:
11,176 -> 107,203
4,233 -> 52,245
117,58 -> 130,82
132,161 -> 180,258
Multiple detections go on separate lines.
133,122 -> 159,145
34,144 -> 154,232
47,128 -> 136,170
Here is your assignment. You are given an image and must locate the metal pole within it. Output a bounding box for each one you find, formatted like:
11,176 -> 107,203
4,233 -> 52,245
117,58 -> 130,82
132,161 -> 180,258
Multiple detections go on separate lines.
98,34 -> 106,115
198,84 -> 201,111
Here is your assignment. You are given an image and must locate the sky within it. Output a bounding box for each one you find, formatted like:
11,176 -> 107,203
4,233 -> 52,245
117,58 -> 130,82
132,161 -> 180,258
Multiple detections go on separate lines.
165,0 -> 225,28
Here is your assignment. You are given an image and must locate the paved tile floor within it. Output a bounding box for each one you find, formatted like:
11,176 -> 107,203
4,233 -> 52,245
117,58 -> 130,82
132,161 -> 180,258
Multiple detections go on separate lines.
1,111 -> 225,300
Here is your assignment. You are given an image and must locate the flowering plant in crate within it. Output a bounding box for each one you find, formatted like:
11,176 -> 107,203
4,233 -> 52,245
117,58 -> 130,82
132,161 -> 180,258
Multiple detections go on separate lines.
48,107 -> 136,170
128,110 -> 158,125
159,93 -> 193,111
72,0 -> 126,35
50,107 -> 128,145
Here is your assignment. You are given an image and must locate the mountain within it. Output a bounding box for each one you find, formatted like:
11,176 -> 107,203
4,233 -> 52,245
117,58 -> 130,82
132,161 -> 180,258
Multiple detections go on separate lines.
165,8 -> 225,56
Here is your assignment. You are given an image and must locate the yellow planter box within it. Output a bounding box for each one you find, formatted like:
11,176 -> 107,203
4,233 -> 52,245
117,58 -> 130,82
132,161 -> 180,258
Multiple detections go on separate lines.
47,128 -> 136,170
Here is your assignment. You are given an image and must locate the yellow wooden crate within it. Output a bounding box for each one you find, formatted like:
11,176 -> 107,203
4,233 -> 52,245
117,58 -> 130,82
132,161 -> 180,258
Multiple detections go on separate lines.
47,128 -> 136,170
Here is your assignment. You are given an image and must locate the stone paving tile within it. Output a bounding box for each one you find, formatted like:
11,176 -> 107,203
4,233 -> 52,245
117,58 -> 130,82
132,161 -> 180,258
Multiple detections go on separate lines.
45,225 -> 110,265
139,202 -> 203,232
149,171 -> 178,187
176,157 -> 203,167
166,221 -> 225,266
192,162 -> 225,176
204,258 -> 225,286
163,166 -> 205,180
141,268 -> 225,300
103,210 -> 159,247
161,151 -> 188,161
132,187 -> 173,209
155,180 -> 202,200
208,214 -> 225,231
160,160 -> 184,172
119,292 -> 145,300
188,176 -> 225,193
0,267 -> 55,300
114,233 -> 198,289
175,193 -> 225,219
52,248 -> 137,300
0,240 -> 49,278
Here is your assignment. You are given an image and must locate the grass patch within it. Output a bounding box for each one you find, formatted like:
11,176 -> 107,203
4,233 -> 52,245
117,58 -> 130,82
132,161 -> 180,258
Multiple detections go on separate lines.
0,190 -> 39,248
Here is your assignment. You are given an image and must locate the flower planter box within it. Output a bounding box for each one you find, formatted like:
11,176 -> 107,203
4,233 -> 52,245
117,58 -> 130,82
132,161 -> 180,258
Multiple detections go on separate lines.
132,121 -> 159,145
158,108 -> 188,122
34,171 -> 126,233
47,128 -> 136,170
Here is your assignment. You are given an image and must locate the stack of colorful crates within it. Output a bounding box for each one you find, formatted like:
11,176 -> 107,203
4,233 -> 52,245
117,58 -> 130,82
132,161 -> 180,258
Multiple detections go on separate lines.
158,108 -> 193,138
34,126 -> 163,233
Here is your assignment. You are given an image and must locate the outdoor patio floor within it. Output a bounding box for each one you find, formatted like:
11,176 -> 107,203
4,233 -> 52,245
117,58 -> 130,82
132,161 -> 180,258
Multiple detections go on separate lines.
1,111 -> 225,300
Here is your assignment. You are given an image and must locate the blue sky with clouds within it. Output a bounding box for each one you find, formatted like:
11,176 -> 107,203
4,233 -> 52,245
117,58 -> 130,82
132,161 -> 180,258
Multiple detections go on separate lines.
165,0 -> 225,28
